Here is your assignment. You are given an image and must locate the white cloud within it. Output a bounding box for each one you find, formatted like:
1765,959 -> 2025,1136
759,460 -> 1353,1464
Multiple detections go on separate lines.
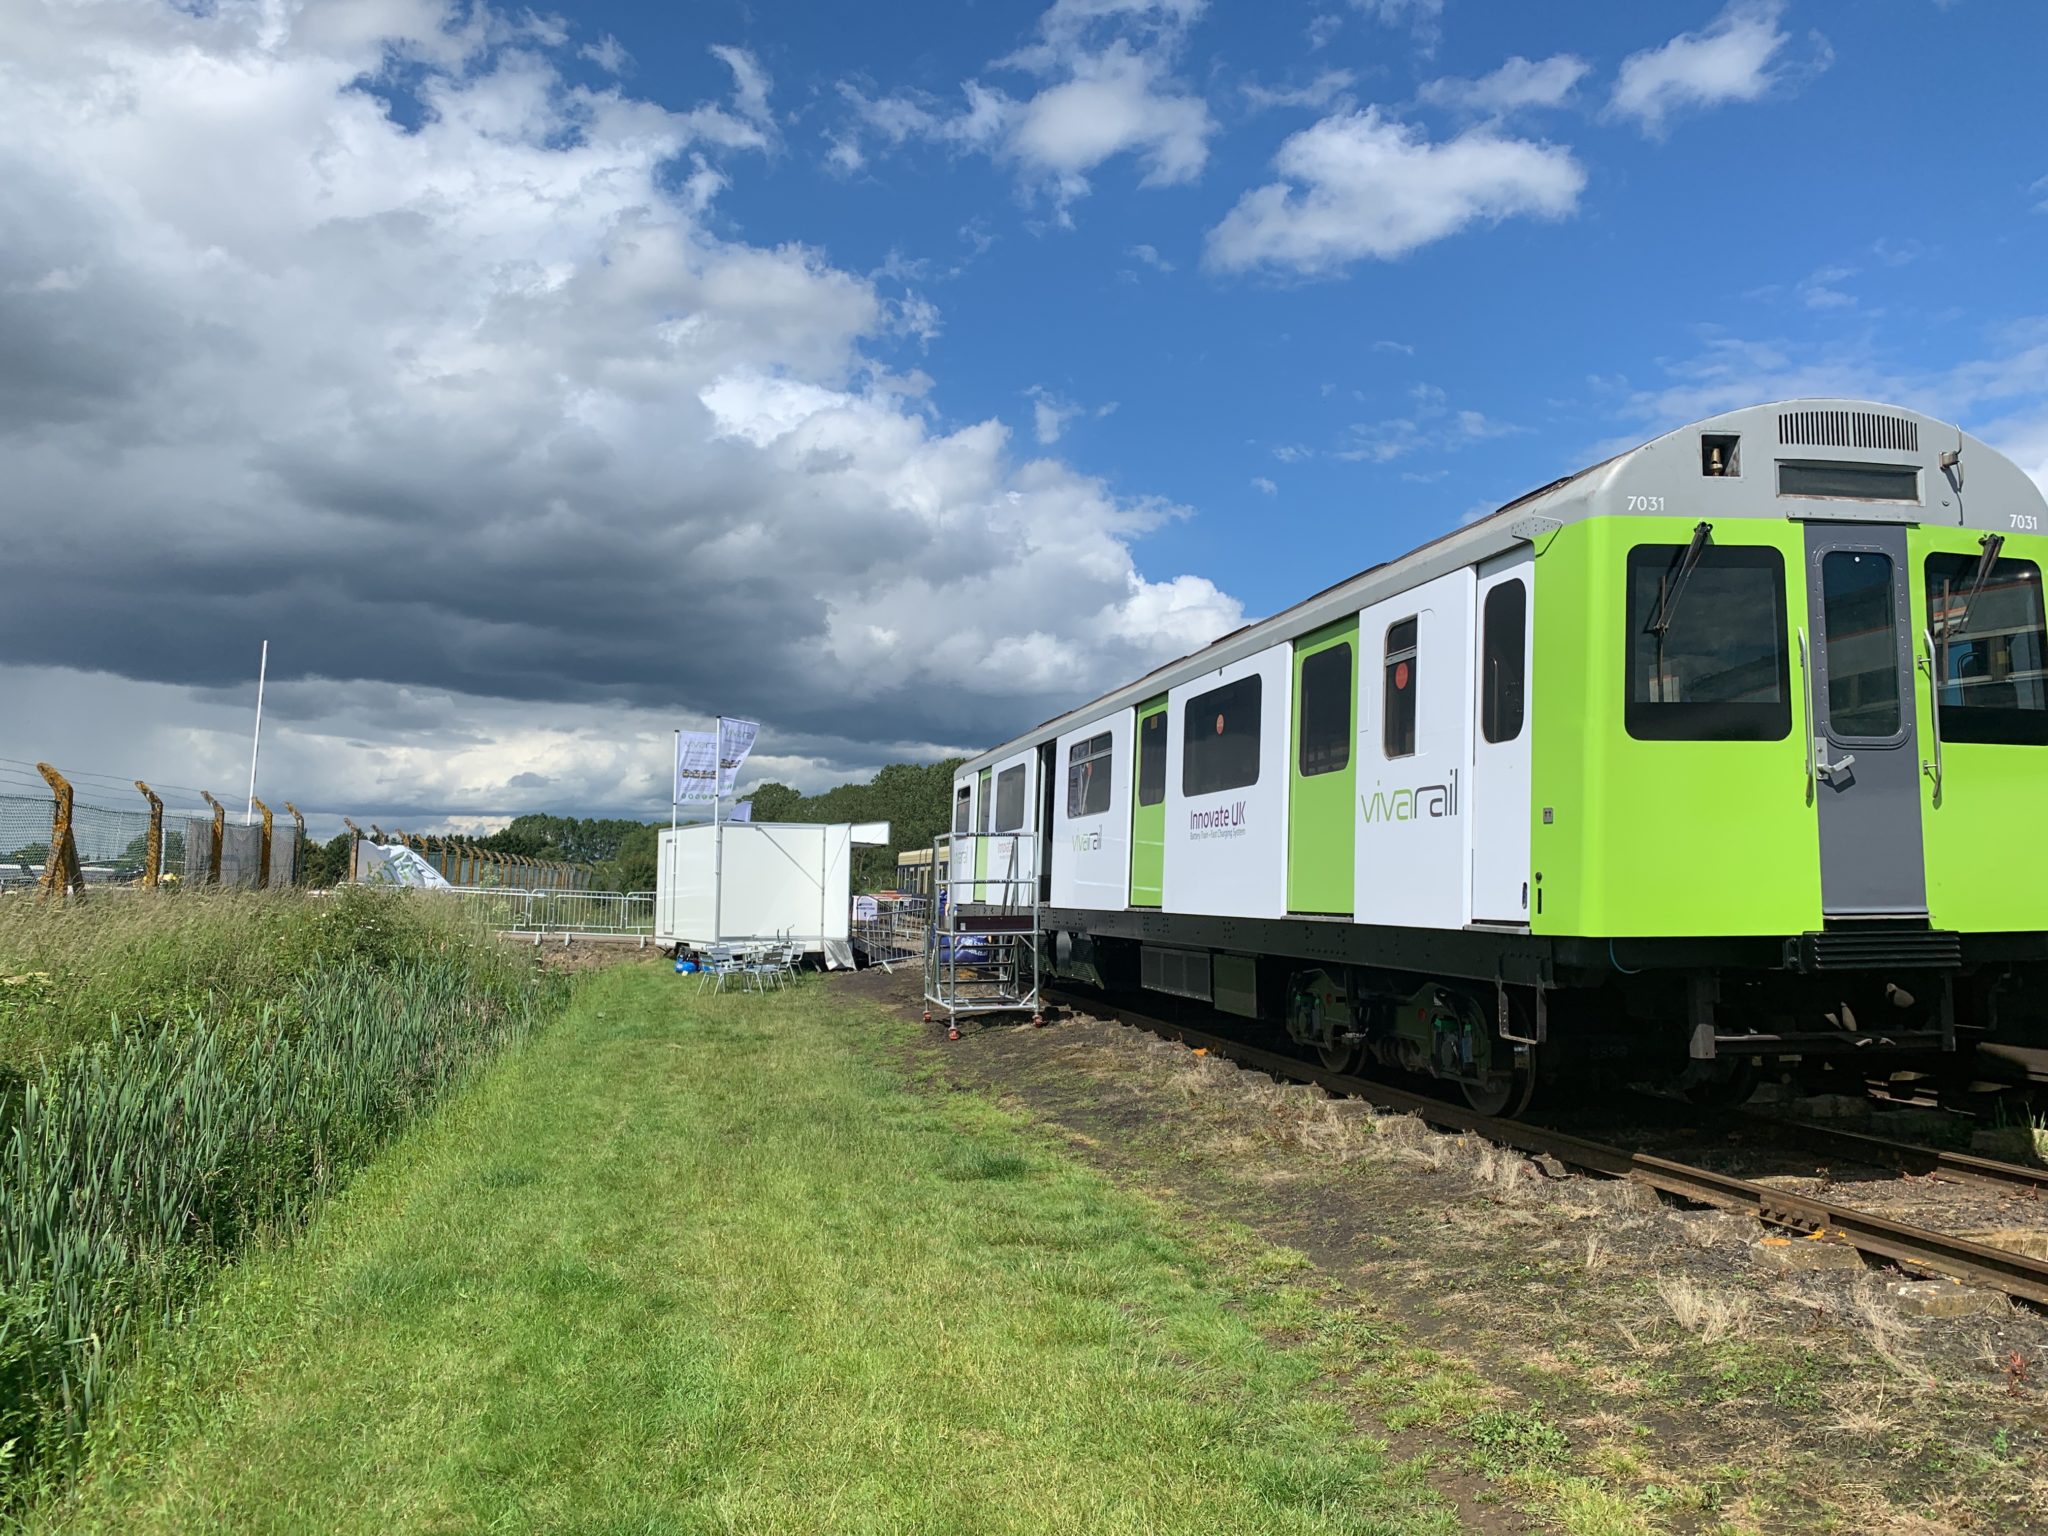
1351,0 -> 1443,53
1420,55 -> 1589,116
0,1 -> 1243,823
581,33 -> 630,76
1028,386 -> 1085,443
1205,109 -> 1585,276
2032,173 -> 2048,213
1271,443 -> 1312,462
1306,14 -> 1344,50
1126,242 -> 1174,272
1251,475 -> 1278,495
1372,338 -> 1415,355
830,2 -> 1213,217
1609,1 -> 1813,137
1797,263 -> 1856,309
1335,383 -> 1521,462
1244,70 -> 1356,113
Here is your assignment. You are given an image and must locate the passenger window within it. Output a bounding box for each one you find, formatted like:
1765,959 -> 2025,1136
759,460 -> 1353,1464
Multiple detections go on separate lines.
1820,551 -> 1901,738
994,765 -> 1027,832
1137,710 -> 1167,807
1066,733 -> 1113,818
1625,545 -> 1791,741
1383,619 -> 1418,759
1183,676 -> 1262,796
976,779 -> 991,834
1926,554 -> 2048,745
1481,580 -> 1526,745
1297,643 -> 1352,777
953,786 -> 970,836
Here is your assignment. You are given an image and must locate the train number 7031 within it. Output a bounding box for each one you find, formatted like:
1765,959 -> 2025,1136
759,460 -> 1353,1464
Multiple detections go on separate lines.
2014,513 -> 2041,531
1627,495 -> 1666,512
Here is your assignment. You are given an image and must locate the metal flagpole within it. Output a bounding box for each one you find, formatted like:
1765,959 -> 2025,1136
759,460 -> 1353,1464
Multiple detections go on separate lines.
244,639 -> 268,827
671,730 -> 680,831
711,717 -> 725,943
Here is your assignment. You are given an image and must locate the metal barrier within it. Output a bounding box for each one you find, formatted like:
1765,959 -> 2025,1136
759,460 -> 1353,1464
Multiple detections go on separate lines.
439,886 -> 655,938
852,894 -> 928,971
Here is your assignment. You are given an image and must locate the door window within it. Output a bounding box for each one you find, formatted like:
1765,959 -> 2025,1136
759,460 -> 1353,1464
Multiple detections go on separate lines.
1066,733 -> 1113,817
953,786 -> 970,835
1297,643 -> 1352,777
1383,619 -> 1418,758
994,765 -> 1027,832
1480,580 -> 1527,744
1926,554 -> 2048,745
1137,710 -> 1167,806
1820,550 -> 1902,739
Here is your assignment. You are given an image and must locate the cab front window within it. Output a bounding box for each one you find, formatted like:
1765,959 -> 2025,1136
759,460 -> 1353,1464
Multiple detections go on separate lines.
1927,553 -> 2048,745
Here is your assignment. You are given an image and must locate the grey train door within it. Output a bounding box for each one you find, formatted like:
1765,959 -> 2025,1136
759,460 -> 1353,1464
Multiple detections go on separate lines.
1802,522 -> 1927,917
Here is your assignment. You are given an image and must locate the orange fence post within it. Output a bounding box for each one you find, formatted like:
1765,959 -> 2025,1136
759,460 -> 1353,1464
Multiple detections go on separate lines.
285,803 -> 306,884
200,791 -> 226,886
252,797 -> 273,889
35,763 -> 85,901
134,779 -> 165,887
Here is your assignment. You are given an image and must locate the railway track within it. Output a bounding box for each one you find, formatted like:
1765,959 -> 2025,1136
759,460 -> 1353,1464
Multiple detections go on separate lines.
1040,987 -> 2048,1308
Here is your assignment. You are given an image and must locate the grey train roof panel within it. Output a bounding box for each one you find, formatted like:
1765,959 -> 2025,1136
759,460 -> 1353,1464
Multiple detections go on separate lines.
958,399 -> 2048,774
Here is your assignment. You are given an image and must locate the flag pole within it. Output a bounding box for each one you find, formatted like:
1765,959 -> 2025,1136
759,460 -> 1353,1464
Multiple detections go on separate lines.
671,729 -> 680,831
244,639 -> 268,827
712,717 -> 725,943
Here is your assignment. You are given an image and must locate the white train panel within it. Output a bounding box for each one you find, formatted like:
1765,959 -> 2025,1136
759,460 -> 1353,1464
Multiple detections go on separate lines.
1163,644 -> 1292,919
1051,709 -> 1133,910
1355,568 -> 1475,931
1470,552 -> 1535,924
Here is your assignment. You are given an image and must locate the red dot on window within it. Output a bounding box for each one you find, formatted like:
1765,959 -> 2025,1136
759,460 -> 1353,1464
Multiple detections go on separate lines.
1395,661 -> 1410,690
1214,714 -> 1225,735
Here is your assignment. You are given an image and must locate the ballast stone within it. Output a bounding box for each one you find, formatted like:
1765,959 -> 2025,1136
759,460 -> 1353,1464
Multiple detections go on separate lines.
1883,1279 -> 2007,1318
1751,1234 -> 1864,1274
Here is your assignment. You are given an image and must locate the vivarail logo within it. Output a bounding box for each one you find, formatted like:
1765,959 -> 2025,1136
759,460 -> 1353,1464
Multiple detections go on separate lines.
1362,768 -> 1459,822
1071,827 -> 1102,853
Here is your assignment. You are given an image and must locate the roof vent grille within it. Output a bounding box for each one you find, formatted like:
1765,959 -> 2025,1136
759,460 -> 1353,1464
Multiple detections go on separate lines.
1778,409 -> 1919,453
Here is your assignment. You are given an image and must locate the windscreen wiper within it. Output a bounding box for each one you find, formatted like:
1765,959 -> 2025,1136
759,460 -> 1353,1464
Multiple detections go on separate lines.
1940,531 -> 2005,638
1649,522 -> 1713,637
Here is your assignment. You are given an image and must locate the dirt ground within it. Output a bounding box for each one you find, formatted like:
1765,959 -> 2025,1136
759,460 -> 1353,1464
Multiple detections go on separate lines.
838,967 -> 2048,1535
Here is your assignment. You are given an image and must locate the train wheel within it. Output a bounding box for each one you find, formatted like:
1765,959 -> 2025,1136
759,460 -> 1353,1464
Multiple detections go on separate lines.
1462,1058 -> 1536,1118
1683,1058 -> 1759,1108
1317,1041 -> 1358,1074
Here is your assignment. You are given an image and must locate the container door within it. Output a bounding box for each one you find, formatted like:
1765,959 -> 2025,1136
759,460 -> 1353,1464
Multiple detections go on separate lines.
1129,696 -> 1167,906
1803,523 -> 1927,917
1471,553 -> 1533,923
1287,619 -> 1357,914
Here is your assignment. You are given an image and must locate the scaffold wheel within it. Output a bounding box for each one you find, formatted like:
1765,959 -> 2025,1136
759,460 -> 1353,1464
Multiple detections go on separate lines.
1031,1013 -> 1044,1028
947,1024 -> 961,1041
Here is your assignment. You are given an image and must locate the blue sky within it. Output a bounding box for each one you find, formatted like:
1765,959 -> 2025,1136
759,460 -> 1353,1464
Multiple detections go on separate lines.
3,0 -> 2045,830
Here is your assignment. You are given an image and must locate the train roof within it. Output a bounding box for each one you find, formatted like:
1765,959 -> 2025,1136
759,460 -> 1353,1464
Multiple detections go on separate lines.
958,398 -> 2047,774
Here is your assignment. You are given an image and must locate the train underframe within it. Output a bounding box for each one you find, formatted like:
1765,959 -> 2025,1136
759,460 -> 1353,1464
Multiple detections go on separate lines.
1045,910 -> 2048,1114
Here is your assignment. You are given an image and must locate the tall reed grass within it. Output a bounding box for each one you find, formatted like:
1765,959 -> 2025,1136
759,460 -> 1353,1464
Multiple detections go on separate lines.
0,889 -> 560,1495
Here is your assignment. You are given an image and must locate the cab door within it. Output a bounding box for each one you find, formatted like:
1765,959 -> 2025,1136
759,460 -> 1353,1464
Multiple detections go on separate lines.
1802,524 -> 1927,917
1912,529 -> 2048,933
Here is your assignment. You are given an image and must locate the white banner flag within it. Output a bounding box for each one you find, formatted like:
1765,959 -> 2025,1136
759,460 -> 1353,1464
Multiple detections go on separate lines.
728,800 -> 753,823
674,730 -> 719,803
717,717 -> 760,796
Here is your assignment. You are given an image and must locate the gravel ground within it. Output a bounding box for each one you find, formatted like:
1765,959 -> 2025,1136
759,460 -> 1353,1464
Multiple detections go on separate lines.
843,966 -> 2048,1535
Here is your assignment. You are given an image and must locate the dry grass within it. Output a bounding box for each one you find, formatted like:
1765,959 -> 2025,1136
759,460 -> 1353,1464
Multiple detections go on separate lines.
1654,1274 -> 1753,1345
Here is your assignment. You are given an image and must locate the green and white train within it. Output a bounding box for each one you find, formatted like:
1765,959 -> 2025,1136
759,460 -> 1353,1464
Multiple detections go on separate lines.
951,399 -> 2048,1111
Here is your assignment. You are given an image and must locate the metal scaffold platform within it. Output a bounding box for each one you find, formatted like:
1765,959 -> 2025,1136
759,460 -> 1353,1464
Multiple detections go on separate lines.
924,832 -> 1041,1038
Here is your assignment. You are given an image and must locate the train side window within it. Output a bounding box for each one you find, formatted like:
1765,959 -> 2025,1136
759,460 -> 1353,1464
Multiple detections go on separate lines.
953,786 -> 971,835
1383,618 -> 1418,759
994,764 -> 1027,832
1926,553 -> 2048,744
1183,676 -> 1262,795
1066,732 -> 1114,817
1624,544 -> 1791,741
1297,643 -> 1352,777
1137,710 -> 1167,806
1481,580 -> 1527,745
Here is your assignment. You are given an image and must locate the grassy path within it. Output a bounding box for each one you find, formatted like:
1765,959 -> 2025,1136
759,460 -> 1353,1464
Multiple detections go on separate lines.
36,966 -> 1457,1535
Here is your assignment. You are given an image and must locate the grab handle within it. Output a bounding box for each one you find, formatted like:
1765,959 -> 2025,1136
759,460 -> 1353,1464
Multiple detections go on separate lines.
1919,628 -> 1944,802
1796,628 -> 1816,798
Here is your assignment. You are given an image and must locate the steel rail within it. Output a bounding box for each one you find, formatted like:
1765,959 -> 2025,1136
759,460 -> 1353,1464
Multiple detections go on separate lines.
1042,988 -> 2048,1308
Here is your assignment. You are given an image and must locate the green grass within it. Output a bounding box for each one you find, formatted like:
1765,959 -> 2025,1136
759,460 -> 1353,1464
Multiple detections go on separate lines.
31,969 -> 1459,1536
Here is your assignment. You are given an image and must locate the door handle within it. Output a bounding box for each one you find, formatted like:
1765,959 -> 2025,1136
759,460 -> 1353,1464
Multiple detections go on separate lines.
1814,743 -> 1856,780
1796,628 -> 1816,796
1919,627 -> 1944,801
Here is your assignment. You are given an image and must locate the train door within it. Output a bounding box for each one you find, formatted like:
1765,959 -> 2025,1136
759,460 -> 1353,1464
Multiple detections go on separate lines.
1911,528 -> 2048,932
1129,695 -> 1167,906
1287,619 -> 1357,914
1471,554 -> 1533,923
950,780 -> 974,899
1038,741 -> 1056,904
1802,523 -> 1928,917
